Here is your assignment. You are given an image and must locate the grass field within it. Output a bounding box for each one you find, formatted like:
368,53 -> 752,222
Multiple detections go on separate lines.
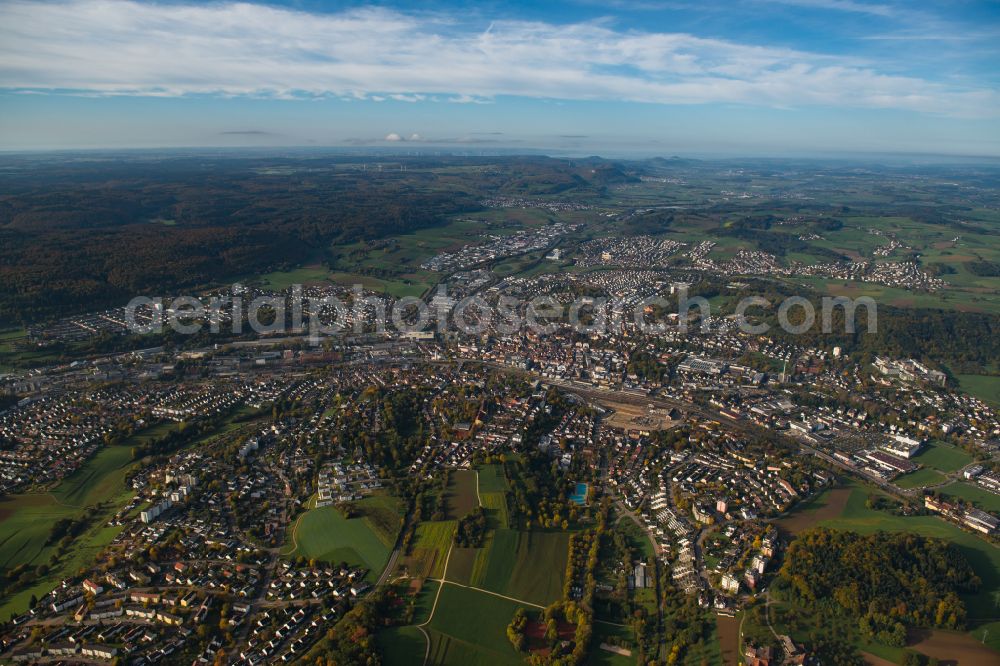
476,464 -> 510,530
479,529 -> 569,607
785,275 -> 1000,315
377,583 -> 440,660
50,445 -> 137,507
327,271 -> 430,298
590,622 -> 637,665
477,529 -> 520,596
356,493 -> 406,546
258,265 -> 333,289
327,216 -> 500,297
0,443 -> 142,619
894,467 -> 948,489
426,584 -> 525,666
958,375 -> 1000,408
288,496 -> 399,581
767,575 -> 1000,664
764,578 -> 909,664
469,542 -> 493,588
409,521 -> 457,579
444,547 -> 478,586
445,470 -> 480,520
912,443 -> 974,474
939,482 -> 1000,514
0,328 -> 26,341
615,515 -> 657,562
480,492 -> 509,530
409,579 -> 440,625
476,464 -> 509,494
377,626 -> 425,665
466,502 -> 507,586
0,444 -> 137,570
770,475 -> 1000,659
0,328 -> 26,355
773,486 -> 853,537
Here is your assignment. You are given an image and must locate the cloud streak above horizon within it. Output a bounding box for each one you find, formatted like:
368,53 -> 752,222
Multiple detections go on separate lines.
0,0 -> 995,118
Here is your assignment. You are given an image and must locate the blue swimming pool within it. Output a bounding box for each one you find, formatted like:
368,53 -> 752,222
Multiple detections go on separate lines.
570,482 -> 588,505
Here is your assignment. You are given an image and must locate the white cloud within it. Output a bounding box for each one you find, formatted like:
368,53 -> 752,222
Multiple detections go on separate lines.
760,0 -> 895,18
384,132 -> 403,141
0,0 -> 994,117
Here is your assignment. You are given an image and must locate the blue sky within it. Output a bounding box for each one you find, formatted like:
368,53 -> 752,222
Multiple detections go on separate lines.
0,0 -> 997,155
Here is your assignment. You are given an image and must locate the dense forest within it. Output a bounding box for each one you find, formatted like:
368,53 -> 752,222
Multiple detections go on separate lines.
454,507 -> 488,547
689,277 -> 1000,371
0,160 -> 473,322
780,528 -> 980,643
779,303 -> 1000,372
0,153 -> 632,323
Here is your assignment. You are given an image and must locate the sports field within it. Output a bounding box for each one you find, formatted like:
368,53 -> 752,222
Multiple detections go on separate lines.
939,482 -> 1000,513
912,443 -> 974,474
894,467 -> 947,489
590,622 -> 637,666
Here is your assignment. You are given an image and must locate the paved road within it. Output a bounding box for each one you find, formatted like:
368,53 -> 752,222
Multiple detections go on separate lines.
375,541 -> 404,588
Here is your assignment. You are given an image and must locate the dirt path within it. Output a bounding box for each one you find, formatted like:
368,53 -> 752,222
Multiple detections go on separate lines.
279,495 -> 314,556
418,543 -> 453,666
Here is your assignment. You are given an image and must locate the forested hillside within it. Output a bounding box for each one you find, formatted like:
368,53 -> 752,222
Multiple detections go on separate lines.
781,528 -> 980,646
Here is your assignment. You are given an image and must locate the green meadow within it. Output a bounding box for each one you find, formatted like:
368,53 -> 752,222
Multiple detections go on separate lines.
939,482 -> 1000,514
958,374 -> 1000,408
894,467 -> 948,489
377,626 -> 426,666
476,464 -> 509,494
478,529 -> 569,607
426,584 -> 525,666
912,442 -> 974,474
258,265 -> 333,289
410,520 -> 457,580
288,494 -> 402,582
0,443 -> 140,619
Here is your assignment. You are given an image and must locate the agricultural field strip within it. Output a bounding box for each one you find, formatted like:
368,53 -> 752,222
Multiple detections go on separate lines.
414,468 -> 547,665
